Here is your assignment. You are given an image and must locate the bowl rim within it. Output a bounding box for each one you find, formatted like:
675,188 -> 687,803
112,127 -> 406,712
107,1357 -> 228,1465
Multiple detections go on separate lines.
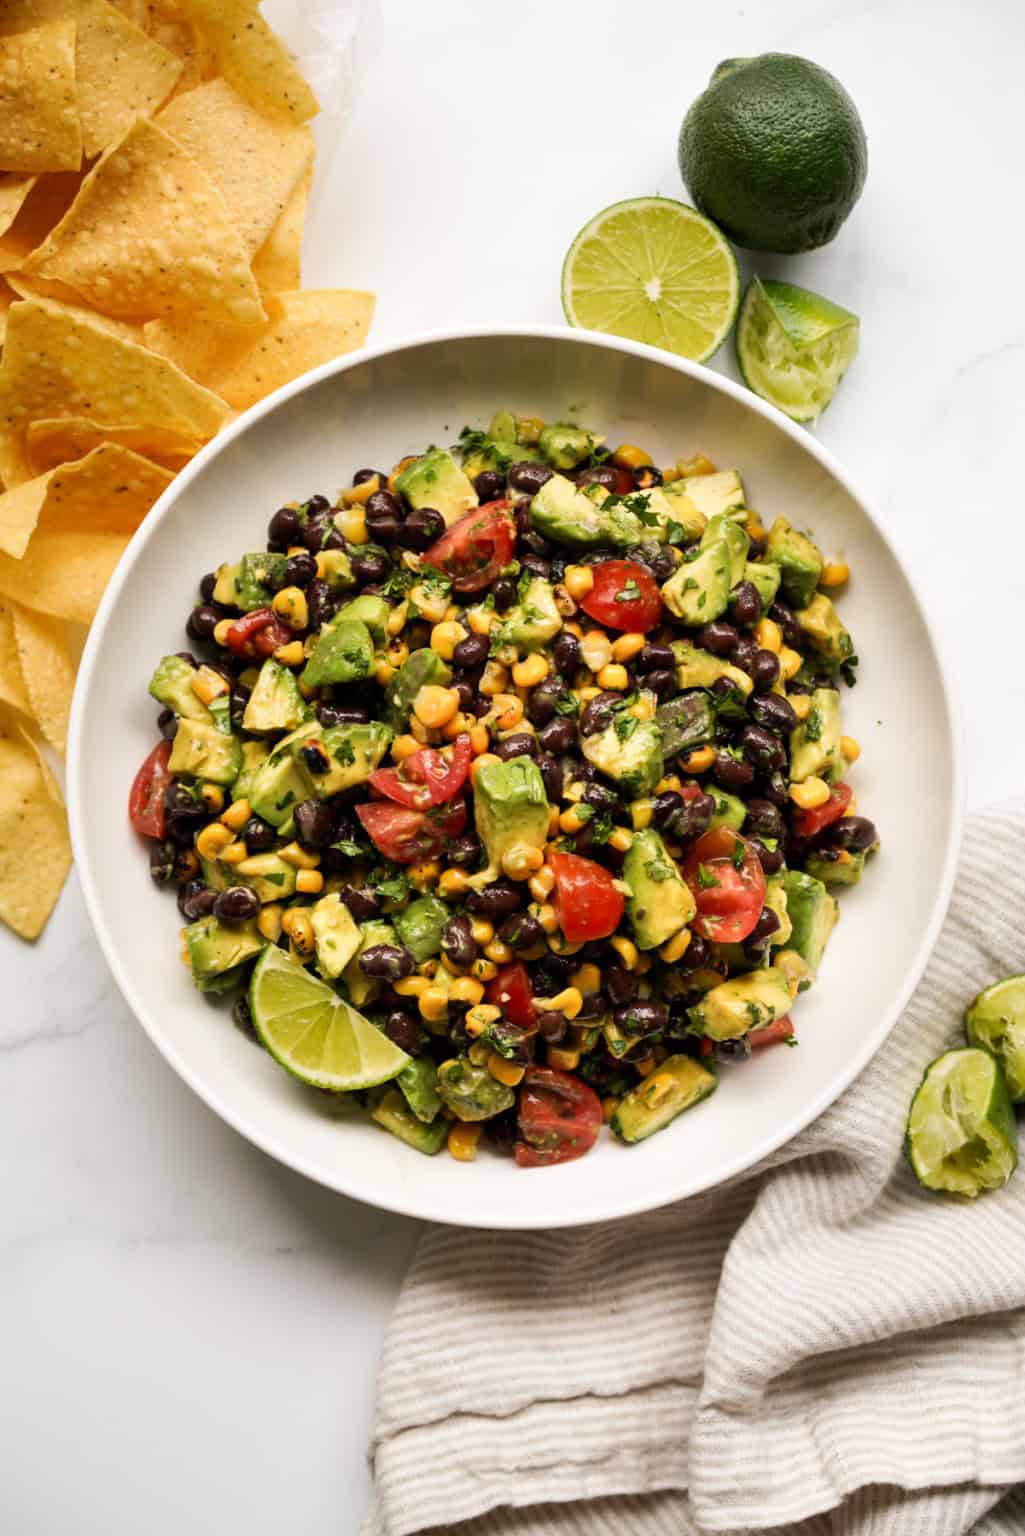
67,323 -> 965,1228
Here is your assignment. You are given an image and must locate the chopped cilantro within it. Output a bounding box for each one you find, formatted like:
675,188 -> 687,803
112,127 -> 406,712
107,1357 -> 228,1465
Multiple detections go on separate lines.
332,836 -> 366,858
614,713 -> 639,742
554,692 -> 580,717
369,868 -> 410,905
696,863 -> 719,890
263,871 -> 285,887
840,654 -> 859,687
274,790 -> 295,810
381,566 -> 415,599
614,579 -> 642,604
590,813 -> 614,845
334,739 -> 356,766
644,857 -> 675,883
804,708 -> 823,742
730,841 -> 745,871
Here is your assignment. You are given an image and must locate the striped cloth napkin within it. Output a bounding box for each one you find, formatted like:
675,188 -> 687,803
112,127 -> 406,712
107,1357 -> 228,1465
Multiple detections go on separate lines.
365,802 -> 1025,1536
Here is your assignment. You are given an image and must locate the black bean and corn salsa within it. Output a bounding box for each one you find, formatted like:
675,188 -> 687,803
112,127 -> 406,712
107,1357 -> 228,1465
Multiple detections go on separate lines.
130,409 -> 878,1167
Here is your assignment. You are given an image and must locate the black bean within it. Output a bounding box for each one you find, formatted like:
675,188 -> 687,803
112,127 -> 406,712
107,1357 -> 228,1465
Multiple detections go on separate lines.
513,499 -> 532,538
446,832 -> 482,867
749,907 -> 780,945
494,733 -> 537,761
744,798 -> 783,841
574,823 -> 595,855
352,550 -> 389,585
577,466 -> 618,491
384,1010 -> 424,1056
768,601 -> 802,649
551,631 -> 581,678
243,816 -> 277,853
633,464 -> 663,489
508,461 -> 552,495
680,933 -> 711,972
613,999 -> 668,1036
730,580 -> 763,628
294,798 -> 336,848
441,915 -> 477,969
749,692 -> 798,736
284,551 -> 317,588
537,753 -> 564,802
157,708 -> 178,741
651,789 -> 683,828
751,838 -> 784,874
306,579 -> 338,631
364,489 -> 404,543
535,1009 -> 567,1044
452,632 -> 489,670
341,883 -> 380,921
451,681 -> 474,713
520,553 -> 551,580
491,576 -> 516,612
580,690 -> 621,737
749,649 -> 781,693
636,640 -> 674,673
267,505 -> 301,550
741,724 -> 786,773
199,571 -> 217,602
729,636 -> 760,674
164,782 -> 205,844
302,512 -> 333,553
353,468 -> 384,486
229,685 -> 250,729
499,911 -> 544,950
400,505 -> 444,550
525,676 -> 564,727
177,880 -> 215,921
306,494 -> 330,515
473,469 -> 506,501
759,771 -> 789,808
316,701 -> 370,727
605,966 -> 638,1006
713,750 -> 755,792
715,1037 -> 752,1065
668,792 -> 715,842
520,529 -> 551,557
149,839 -> 176,885
537,716 -> 575,755
465,880 -> 522,918
697,621 -> 739,656
583,780 -> 618,812
818,815 -> 878,853
175,650 -> 199,668
535,953 -> 577,990
212,886 -> 260,924
646,667 -> 676,700
359,943 -> 415,980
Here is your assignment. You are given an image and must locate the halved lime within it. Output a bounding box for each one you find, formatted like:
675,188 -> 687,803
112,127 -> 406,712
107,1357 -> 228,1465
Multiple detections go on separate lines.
249,946 -> 409,1092
561,197 -> 739,363
965,976 -> 1025,1103
905,1047 -> 1018,1198
735,276 -> 859,422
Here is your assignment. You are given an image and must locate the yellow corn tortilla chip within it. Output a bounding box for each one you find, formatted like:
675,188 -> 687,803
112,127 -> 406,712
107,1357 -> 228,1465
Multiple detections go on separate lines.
0,704 -> 72,938
144,0 -> 217,98
24,117 -> 266,326
0,441 -> 173,555
0,173 -> 37,236
157,77 -> 314,258
0,297 -> 230,486
144,288 -> 375,411
11,602 -> 74,753
251,163 -> 309,293
0,20 -> 82,173
26,416 -> 196,474
5,272 -> 144,340
0,168 -> 81,271
174,0 -> 318,124
0,529 -> 129,623
0,600 -> 32,717
0,276 -> 15,345
0,0 -> 183,157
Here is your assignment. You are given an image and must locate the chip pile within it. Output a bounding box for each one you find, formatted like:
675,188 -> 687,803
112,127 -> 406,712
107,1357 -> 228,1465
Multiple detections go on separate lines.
0,0 -> 376,940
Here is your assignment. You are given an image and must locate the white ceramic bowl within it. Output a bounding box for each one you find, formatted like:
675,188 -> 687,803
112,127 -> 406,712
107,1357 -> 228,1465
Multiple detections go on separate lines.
68,327 -> 962,1229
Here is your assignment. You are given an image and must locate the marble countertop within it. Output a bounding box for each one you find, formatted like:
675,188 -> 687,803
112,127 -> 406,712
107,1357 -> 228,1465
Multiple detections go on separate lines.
4,1 -> 1022,1530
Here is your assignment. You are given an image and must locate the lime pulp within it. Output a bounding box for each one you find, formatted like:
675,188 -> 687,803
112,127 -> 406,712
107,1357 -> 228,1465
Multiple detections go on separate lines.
735,276 -> 859,422
905,1047 -> 1018,1198
965,975 -> 1025,1103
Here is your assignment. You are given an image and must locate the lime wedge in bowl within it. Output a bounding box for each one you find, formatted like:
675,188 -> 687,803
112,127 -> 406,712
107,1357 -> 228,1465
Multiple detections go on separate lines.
736,276 -> 859,421
965,975 -> 1025,1103
561,196 -> 739,362
905,1047 -> 1018,1198
249,945 -> 409,1092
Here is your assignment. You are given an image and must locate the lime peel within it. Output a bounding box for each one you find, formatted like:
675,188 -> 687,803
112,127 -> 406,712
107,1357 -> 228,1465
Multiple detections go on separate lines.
736,276 -> 859,422
906,1046 -> 1018,1198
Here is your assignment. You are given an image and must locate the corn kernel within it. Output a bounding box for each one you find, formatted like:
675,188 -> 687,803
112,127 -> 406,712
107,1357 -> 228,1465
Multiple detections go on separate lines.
199,782 -> 224,815
601,1095 -> 620,1123
407,585 -> 449,624
609,935 -> 638,970
479,660 -> 508,698
493,694 -> 525,731
595,662 -> 629,691
779,646 -> 802,681
580,630 -> 612,673
789,776 -> 831,810
281,908 -> 315,956
483,937 -> 513,965
629,693 -> 656,721
470,752 -> 501,785
465,1003 -> 501,1037
447,1122 -> 482,1162
391,734 -> 420,763
196,821 -> 234,860
611,632 -> 646,663
789,694 -> 812,721
547,932 -> 583,955
608,826 -> 633,853
273,639 -> 305,667
677,452 -> 716,477
488,1053 -> 525,1087
743,509 -> 767,542
840,734 -> 861,763
512,653 -> 549,688
820,561 -> 850,588
680,745 -> 716,773
412,684 -> 460,729
755,618 -> 782,654
658,928 -> 692,964
443,712 -> 476,743
548,805 -> 560,836
467,606 -> 495,635
213,618 -> 234,647
393,974 -> 429,997
408,859 -> 441,889
537,985 -> 583,1020
469,918 -> 494,945
563,565 -> 595,601
612,443 -> 652,471
336,505 -> 368,544
374,659 -> 396,686
430,620 -> 465,660
342,475 -> 380,506
571,962 -> 601,994
547,1046 -> 581,1071
272,585 -> 309,630
631,798 -> 655,830
501,843 -> 545,880
468,723 -> 490,756
655,775 -> 682,794
471,957 -> 498,982
219,840 -> 248,865
278,841 -> 320,870
296,869 -> 324,895
383,600 -> 406,637
438,868 -> 470,901
559,805 -> 589,835
191,664 -> 228,705
417,986 -> 450,1022
257,904 -> 284,942
532,902 -> 558,935
528,865 -> 556,902
450,976 -> 485,1006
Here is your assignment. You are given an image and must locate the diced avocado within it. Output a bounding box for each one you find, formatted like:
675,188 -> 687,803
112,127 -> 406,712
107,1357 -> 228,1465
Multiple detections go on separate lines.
334,593 -> 390,644
342,918 -> 397,1007
397,1056 -> 442,1123
703,512 -> 749,586
314,548 -> 354,590
308,892 -> 361,978
148,654 -> 212,724
775,948 -> 812,995
195,961 -> 251,996
231,852 -> 297,903
470,755 -> 549,888
247,747 -> 312,827
436,1058 -> 515,1121
497,576 -> 562,652
688,967 -> 792,1040
238,552 -> 288,610
530,474 -> 644,548
655,692 -> 716,758
766,517 -> 823,609
384,648 -> 452,731
198,853 -> 228,892
672,641 -> 752,696
394,895 -> 449,963
185,915 -> 264,982
265,720 -> 392,800
538,422 -> 596,470
395,448 -> 478,528
804,847 -> 870,887
168,717 -> 241,785
656,481 -> 708,542
212,562 -> 242,607
745,560 -> 781,609
371,1087 -> 448,1154
231,739 -> 271,802
795,593 -> 854,670
789,687 -> 842,784
764,874 -> 793,948
707,788 -> 746,832
623,828 -> 696,949
660,536 -> 731,624
680,469 -> 745,519
488,409 -> 516,440
242,657 -> 306,734
781,870 -> 838,973
610,1054 -> 717,1142
581,713 -> 663,799
300,618 -> 374,688
461,437 -> 543,479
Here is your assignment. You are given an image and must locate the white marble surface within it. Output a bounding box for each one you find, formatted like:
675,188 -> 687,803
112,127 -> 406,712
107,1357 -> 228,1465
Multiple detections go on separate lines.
3,1 -> 1023,1530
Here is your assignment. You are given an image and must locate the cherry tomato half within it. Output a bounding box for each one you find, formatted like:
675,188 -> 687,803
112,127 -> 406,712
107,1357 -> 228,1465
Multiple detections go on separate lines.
548,849 -> 624,943
369,735 -> 471,811
792,782 -> 852,840
748,1015 -> 795,1050
422,500 -> 516,593
129,740 -> 172,840
486,962 -> 534,1029
224,607 -> 293,659
683,826 -> 766,943
578,558 -> 663,632
355,796 -> 467,865
515,1066 -> 602,1167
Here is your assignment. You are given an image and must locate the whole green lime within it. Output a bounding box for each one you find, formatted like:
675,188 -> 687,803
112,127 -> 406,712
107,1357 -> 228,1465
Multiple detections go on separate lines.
678,54 -> 867,253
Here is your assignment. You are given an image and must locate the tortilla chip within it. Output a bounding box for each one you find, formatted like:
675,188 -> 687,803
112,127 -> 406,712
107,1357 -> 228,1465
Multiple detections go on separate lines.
0,0 -> 183,158
145,288 -> 375,411
0,601 -> 32,717
174,0 -> 318,124
26,415 -> 196,474
157,77 -> 314,258
0,529 -> 129,623
0,703 -> 71,938
145,0 -> 216,97
251,163 -> 309,293
0,173 -> 37,236
0,20 -> 82,173
0,297 -> 230,485
0,168 -> 82,272
0,441 -> 173,555
0,276 -> 15,345
23,117 -> 266,326
11,602 -> 74,752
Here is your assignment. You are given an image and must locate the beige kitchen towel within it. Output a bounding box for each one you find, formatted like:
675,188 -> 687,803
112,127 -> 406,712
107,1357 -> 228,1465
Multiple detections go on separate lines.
365,801 -> 1025,1535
